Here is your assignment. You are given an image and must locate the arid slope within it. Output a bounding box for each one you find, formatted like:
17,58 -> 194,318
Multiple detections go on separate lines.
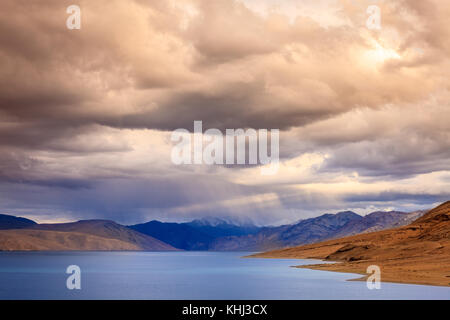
0,220 -> 177,251
0,229 -> 145,251
250,201 -> 450,287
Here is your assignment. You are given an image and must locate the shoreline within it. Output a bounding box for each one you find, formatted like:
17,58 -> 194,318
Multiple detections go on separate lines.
247,252 -> 450,287
247,238 -> 450,288
294,261 -> 450,288
248,253 -> 450,287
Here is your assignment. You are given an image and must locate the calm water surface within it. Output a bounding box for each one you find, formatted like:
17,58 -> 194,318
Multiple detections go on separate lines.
0,251 -> 448,299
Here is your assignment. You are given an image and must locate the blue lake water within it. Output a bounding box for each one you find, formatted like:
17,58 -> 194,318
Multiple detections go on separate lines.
0,251 -> 448,299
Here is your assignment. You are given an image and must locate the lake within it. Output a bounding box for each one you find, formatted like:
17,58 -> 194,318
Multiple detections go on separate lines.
0,251 -> 448,299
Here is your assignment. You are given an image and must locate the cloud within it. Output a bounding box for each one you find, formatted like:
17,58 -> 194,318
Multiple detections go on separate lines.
286,95 -> 450,178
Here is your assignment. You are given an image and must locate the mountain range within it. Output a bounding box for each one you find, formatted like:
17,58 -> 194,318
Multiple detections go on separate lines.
0,208 -> 427,251
207,210 -> 427,251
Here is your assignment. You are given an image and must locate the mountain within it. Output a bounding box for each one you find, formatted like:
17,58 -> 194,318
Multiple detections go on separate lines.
186,218 -> 260,237
392,209 -> 428,226
333,210 -> 428,237
0,219 -> 177,251
129,221 -> 214,250
0,214 -> 37,230
250,201 -> 450,287
210,210 -> 427,251
129,218 -> 260,250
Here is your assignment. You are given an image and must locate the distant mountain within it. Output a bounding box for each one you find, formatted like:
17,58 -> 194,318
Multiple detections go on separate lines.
129,218 -> 260,250
210,210 -> 427,251
333,210 -> 428,237
392,210 -> 428,226
129,221 -> 214,250
186,218 -> 260,238
210,211 -> 362,251
0,214 -> 37,230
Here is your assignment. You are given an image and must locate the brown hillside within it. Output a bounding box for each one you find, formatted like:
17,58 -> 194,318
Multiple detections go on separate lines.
250,201 -> 450,287
0,220 -> 177,251
0,229 -> 143,251
30,220 -> 176,251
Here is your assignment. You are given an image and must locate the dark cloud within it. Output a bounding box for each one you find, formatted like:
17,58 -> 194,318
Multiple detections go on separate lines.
111,81 -> 338,131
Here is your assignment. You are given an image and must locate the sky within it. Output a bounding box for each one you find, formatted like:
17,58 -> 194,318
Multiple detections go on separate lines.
0,0 -> 449,225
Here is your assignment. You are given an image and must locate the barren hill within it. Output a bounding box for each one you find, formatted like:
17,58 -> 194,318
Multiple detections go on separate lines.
0,229 -> 144,251
0,219 -> 176,251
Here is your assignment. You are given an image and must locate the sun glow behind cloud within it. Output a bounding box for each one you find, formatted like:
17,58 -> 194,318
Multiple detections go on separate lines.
364,40 -> 401,65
